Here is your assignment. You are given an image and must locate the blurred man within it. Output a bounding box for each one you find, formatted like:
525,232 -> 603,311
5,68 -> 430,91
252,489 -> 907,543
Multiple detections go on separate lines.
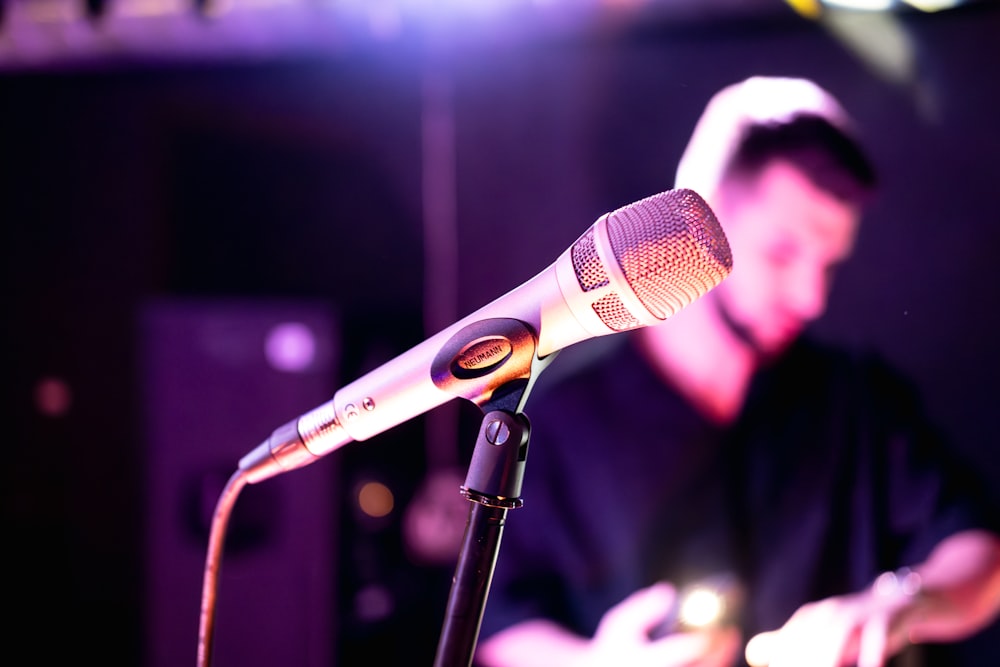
475,76 -> 1000,667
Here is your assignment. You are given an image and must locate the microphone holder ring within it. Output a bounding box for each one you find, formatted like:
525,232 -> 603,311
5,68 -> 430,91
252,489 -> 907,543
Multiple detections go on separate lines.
460,488 -> 524,510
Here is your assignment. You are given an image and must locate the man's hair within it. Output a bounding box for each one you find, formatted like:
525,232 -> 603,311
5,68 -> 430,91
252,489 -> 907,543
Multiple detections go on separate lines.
721,114 -> 878,209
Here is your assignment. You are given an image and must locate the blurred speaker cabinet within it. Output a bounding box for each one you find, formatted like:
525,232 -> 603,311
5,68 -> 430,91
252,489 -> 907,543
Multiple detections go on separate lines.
141,299 -> 339,667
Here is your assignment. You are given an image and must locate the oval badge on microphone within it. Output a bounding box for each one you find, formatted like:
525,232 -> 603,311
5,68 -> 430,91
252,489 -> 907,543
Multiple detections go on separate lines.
455,336 -> 513,375
430,318 -> 538,406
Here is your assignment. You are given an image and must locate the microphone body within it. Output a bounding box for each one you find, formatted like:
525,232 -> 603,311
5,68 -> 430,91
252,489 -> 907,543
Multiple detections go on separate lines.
239,188 -> 732,483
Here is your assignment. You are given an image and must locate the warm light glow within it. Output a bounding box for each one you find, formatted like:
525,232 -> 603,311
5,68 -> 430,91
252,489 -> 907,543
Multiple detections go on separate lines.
678,587 -> 725,627
357,480 -> 395,518
785,0 -> 823,19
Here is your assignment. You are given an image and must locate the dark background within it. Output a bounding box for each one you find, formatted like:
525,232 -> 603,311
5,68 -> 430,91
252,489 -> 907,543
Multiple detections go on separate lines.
2,1 -> 999,665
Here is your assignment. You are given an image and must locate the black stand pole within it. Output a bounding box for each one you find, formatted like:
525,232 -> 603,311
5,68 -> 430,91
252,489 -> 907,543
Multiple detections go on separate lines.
432,408 -> 531,667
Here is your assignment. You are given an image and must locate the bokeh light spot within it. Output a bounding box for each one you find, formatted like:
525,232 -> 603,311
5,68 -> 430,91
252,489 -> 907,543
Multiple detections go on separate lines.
35,376 -> 73,417
265,321 -> 316,372
679,587 -> 724,628
357,480 -> 394,518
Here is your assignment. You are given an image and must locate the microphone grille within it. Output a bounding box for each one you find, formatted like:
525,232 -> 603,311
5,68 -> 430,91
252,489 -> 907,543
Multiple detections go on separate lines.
602,188 -> 732,325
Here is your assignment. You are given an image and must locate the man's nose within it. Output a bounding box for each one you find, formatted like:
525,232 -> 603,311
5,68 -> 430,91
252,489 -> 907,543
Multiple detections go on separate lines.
786,268 -> 829,321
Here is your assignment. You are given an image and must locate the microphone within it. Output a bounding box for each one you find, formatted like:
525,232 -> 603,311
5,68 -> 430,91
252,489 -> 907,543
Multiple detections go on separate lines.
239,188 -> 732,483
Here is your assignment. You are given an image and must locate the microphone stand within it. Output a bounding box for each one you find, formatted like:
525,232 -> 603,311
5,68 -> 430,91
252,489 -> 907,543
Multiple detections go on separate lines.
432,317 -> 557,667
432,406 -> 531,667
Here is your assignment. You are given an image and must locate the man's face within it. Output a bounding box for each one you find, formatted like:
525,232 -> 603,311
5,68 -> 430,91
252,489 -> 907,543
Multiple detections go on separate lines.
709,159 -> 860,358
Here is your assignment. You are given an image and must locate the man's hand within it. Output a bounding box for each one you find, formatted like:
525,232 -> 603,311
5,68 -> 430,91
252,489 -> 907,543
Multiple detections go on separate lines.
746,531 -> 1000,667
588,582 -> 741,667
744,578 -> 919,667
476,582 -> 741,667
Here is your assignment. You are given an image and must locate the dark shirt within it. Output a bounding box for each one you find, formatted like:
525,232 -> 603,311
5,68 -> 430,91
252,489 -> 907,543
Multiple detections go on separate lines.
478,334 -> 995,661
